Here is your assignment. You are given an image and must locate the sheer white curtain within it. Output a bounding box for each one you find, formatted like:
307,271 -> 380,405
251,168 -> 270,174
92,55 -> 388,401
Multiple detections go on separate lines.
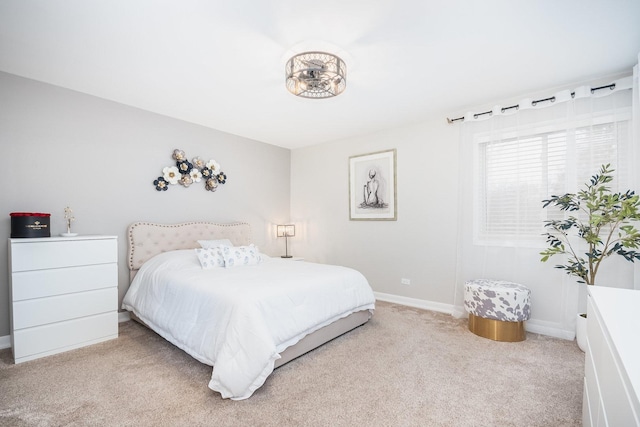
634,54 -> 640,290
453,73 -> 637,339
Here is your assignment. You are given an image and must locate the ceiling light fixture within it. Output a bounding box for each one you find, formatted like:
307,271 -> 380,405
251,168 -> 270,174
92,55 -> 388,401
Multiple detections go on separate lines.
285,51 -> 346,99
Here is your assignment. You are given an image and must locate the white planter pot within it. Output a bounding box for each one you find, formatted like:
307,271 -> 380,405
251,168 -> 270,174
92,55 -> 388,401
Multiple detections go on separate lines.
576,313 -> 587,352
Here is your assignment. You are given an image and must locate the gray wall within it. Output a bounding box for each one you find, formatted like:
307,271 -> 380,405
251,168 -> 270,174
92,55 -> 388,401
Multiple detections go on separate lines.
0,72 -> 291,337
289,116 -> 579,337
289,74 -> 635,339
290,120 -> 459,307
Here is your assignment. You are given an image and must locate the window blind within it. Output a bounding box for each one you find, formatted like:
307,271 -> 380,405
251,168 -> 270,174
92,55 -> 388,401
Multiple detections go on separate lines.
476,120 -> 630,245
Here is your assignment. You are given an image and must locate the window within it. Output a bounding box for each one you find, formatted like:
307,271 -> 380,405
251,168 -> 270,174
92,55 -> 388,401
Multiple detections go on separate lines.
475,118 -> 630,246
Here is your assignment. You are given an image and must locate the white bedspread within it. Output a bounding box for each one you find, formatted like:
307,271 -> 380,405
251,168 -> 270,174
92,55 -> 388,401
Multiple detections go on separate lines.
121,250 -> 375,400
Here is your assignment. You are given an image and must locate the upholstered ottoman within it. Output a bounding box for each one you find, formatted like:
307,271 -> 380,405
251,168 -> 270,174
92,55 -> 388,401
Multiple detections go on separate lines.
464,279 -> 531,342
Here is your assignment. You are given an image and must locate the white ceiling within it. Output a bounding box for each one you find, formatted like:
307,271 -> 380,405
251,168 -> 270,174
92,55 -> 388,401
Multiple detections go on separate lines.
1,1 -> 639,149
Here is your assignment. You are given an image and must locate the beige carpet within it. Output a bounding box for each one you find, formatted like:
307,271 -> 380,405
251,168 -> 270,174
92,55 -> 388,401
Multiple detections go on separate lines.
0,301 -> 584,427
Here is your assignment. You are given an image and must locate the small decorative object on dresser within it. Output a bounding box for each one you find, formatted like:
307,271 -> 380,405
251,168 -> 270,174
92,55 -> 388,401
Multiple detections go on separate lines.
9,212 -> 51,238
60,206 -> 77,237
8,235 -> 118,363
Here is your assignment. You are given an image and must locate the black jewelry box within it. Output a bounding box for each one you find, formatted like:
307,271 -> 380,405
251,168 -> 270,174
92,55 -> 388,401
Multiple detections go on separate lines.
10,212 -> 51,238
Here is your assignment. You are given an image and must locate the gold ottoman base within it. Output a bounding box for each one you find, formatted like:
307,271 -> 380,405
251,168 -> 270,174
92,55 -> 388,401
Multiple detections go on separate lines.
468,314 -> 526,342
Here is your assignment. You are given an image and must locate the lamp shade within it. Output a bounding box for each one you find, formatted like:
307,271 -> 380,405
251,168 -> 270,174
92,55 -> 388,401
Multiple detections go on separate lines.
277,224 -> 295,237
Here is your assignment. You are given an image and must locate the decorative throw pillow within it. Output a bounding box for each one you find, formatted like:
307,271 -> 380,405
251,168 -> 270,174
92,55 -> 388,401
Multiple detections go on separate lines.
194,247 -> 225,269
220,244 -> 261,268
198,239 -> 233,249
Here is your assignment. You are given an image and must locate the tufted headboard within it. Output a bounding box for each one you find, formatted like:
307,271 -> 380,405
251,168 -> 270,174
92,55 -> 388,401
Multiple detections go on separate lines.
127,221 -> 251,281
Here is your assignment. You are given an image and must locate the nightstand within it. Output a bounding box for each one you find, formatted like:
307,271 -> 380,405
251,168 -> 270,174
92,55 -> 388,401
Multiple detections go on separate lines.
282,257 -> 304,261
8,235 -> 118,363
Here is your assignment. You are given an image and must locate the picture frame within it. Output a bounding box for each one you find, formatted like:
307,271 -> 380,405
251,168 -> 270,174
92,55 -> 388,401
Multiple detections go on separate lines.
349,149 -> 397,221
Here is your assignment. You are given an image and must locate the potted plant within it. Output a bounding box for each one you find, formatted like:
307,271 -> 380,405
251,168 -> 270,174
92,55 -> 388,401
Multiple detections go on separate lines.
540,164 -> 640,350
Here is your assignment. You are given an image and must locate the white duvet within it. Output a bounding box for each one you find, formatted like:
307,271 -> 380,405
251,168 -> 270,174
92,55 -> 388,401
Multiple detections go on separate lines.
121,250 -> 375,400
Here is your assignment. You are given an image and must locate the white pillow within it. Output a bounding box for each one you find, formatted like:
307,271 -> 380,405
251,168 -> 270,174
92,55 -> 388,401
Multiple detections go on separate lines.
220,244 -> 261,268
198,239 -> 233,249
194,247 -> 225,269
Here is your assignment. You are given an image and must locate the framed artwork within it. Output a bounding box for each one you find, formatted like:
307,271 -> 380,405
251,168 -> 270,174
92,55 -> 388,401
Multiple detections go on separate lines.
349,149 -> 397,220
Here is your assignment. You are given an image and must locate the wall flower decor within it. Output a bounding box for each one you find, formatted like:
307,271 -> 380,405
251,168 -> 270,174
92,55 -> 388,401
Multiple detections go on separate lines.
153,149 -> 229,192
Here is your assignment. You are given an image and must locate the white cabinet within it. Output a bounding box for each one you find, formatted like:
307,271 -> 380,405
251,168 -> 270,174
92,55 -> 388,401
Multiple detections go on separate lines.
8,235 -> 118,363
583,286 -> 640,427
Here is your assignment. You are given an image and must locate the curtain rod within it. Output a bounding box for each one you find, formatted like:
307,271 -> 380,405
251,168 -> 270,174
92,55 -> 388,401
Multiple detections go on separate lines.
446,83 -> 616,124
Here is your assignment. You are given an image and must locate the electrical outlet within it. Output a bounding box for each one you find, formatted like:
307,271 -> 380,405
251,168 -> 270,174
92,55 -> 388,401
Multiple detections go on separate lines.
401,278 -> 411,285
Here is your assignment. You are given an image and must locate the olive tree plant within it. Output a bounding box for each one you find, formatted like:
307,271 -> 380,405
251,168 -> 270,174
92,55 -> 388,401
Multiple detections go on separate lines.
540,164 -> 640,285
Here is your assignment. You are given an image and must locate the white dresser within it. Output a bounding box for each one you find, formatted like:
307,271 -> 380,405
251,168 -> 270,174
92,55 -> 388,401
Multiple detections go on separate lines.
8,235 -> 118,364
583,286 -> 640,426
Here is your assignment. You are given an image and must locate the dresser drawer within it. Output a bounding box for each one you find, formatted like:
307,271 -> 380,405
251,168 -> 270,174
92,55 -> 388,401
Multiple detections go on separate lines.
12,263 -> 117,301
583,381 -> 593,427
10,238 -> 117,272
584,350 -> 599,425
13,311 -> 118,363
598,338 -> 637,426
587,298 -> 605,366
586,288 -> 640,427
12,287 -> 117,329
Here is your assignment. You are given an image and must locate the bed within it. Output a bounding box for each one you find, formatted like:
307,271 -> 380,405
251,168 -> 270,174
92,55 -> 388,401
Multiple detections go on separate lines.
121,221 -> 376,400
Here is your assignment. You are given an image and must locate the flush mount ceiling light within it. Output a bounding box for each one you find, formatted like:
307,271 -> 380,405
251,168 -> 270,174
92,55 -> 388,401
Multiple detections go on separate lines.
285,51 -> 346,99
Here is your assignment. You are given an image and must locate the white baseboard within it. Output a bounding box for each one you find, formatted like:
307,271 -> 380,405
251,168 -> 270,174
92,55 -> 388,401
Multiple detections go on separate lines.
374,292 -> 574,341
374,292 -> 455,315
526,319 -> 575,341
118,311 -> 131,323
